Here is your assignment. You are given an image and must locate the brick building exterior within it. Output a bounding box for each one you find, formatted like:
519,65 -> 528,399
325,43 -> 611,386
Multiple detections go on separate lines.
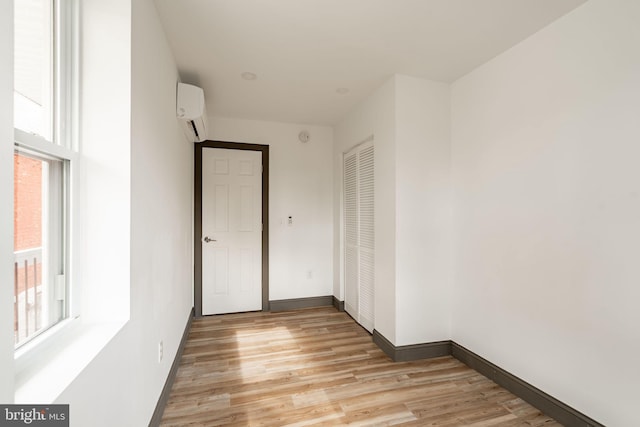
13,152 -> 43,333
14,152 -> 42,251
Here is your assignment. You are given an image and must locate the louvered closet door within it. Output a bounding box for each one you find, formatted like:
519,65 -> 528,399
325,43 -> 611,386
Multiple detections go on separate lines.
344,140 -> 374,332
344,151 -> 359,319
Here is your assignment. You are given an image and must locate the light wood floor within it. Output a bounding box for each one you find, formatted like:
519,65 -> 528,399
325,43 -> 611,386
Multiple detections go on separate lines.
160,307 -> 561,426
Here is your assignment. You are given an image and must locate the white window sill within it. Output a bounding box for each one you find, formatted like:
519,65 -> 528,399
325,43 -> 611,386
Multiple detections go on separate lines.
14,318 -> 126,404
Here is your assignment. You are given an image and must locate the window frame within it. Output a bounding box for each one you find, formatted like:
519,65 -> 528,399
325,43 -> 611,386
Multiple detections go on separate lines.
13,131 -> 77,354
54,0 -> 79,151
13,0 -> 79,354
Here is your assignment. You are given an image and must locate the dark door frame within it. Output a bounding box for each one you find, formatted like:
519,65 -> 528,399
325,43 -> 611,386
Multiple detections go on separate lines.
194,140 -> 270,317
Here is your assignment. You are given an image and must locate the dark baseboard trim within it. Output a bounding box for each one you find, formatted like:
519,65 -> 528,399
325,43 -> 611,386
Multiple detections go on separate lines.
332,297 -> 344,312
372,330 -> 451,362
372,330 -> 395,359
370,332 -> 602,426
269,296 -> 334,312
451,343 -> 603,427
148,307 -> 194,427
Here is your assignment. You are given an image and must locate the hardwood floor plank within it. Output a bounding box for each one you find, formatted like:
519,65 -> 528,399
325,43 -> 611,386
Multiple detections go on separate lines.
160,307 -> 561,426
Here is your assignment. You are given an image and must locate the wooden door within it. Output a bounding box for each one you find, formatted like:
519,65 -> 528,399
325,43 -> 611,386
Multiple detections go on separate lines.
202,148 -> 262,315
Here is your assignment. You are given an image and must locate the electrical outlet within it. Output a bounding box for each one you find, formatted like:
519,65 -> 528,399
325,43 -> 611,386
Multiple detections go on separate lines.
158,340 -> 163,363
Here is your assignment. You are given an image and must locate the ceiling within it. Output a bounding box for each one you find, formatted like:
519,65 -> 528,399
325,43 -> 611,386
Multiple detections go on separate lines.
155,0 -> 587,126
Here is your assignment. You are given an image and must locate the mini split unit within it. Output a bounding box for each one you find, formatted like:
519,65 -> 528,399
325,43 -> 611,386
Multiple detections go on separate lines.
176,82 -> 208,143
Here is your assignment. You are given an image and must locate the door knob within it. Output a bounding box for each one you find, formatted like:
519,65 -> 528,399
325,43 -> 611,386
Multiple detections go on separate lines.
203,236 -> 216,243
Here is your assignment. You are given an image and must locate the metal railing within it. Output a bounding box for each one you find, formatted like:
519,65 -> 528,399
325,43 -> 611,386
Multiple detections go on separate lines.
14,247 -> 43,345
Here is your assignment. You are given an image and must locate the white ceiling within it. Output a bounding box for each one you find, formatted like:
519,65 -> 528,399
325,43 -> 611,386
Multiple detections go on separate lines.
155,0 -> 587,126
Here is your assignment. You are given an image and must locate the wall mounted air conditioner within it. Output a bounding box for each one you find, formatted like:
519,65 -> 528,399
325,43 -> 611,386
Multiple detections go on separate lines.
176,82 -> 208,142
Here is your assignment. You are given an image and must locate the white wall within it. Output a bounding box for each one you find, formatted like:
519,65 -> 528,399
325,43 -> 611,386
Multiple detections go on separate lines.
0,0 -> 15,403
129,0 -> 194,419
335,75 -> 452,346
54,0 -> 194,426
207,117 -> 333,301
78,0 -> 131,321
334,78 -> 397,343
451,1 -> 640,425
394,75 -> 451,345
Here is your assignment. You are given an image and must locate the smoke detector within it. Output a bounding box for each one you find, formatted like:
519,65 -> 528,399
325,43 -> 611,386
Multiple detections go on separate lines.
298,130 -> 310,143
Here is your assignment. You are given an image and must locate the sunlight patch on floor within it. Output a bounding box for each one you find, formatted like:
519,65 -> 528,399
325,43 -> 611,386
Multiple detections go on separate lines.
233,326 -> 295,380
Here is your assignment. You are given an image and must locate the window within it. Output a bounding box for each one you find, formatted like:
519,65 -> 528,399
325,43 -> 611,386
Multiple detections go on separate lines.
13,149 -> 67,346
14,0 -> 76,348
14,0 -> 53,141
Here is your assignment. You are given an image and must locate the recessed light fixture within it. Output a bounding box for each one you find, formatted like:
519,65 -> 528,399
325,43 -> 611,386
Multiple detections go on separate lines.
241,72 -> 257,81
336,87 -> 349,94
